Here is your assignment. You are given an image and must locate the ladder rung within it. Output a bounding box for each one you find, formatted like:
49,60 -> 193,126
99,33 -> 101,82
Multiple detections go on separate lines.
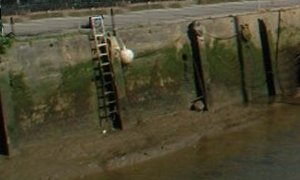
97,91 -> 115,98
108,110 -> 118,115
107,100 -> 116,104
95,34 -> 104,38
99,53 -> 108,56
97,43 -> 107,47
101,62 -> 110,66
103,72 -> 112,76
104,91 -> 115,95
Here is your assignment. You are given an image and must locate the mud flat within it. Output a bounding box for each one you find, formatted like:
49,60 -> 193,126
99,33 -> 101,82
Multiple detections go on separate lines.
0,103 -> 274,180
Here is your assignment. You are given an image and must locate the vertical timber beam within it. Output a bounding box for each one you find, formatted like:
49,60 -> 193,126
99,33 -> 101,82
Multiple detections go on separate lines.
233,16 -> 249,104
110,8 -> 116,36
258,19 -> 276,97
10,17 -> 15,34
0,93 -> 9,156
0,0 -> 3,36
187,21 -> 208,111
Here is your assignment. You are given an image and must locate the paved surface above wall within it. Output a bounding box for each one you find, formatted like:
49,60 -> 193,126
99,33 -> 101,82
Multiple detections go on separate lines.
3,0 -> 300,36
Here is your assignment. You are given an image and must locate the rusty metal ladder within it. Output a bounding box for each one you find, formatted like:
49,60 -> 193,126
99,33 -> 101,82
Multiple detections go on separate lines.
89,16 -> 122,130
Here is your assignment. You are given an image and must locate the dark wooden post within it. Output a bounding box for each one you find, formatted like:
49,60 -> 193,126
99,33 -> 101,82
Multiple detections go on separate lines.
0,0 -> 3,36
258,19 -> 276,97
0,93 -> 9,156
233,16 -> 249,104
110,8 -> 116,36
187,21 -> 208,111
10,17 -> 15,34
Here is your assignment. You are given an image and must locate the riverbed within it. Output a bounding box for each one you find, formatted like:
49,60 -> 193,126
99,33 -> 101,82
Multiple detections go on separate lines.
86,103 -> 300,180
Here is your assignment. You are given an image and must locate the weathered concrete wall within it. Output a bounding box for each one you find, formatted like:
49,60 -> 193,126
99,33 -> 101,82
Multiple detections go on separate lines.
1,6 -> 300,147
192,7 -> 300,102
1,34 -> 98,144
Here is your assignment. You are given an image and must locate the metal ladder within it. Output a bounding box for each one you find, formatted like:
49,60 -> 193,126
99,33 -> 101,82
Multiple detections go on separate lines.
89,16 -> 122,130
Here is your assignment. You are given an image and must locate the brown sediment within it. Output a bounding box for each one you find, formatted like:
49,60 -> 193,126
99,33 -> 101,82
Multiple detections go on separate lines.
0,103 -> 273,180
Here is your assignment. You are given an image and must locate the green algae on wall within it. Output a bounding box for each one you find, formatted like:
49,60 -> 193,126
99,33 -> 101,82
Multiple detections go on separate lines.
8,61 -> 96,139
5,6 -> 300,139
200,37 -> 269,104
9,71 -> 34,131
124,44 -> 194,103
205,40 -> 240,88
120,43 -> 196,124
0,36 -> 13,54
0,72 -> 16,145
276,43 -> 300,95
242,41 -> 267,99
45,61 -> 95,122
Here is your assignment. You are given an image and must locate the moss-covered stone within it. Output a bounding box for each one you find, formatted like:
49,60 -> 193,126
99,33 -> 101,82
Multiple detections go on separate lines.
0,36 -> 13,54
